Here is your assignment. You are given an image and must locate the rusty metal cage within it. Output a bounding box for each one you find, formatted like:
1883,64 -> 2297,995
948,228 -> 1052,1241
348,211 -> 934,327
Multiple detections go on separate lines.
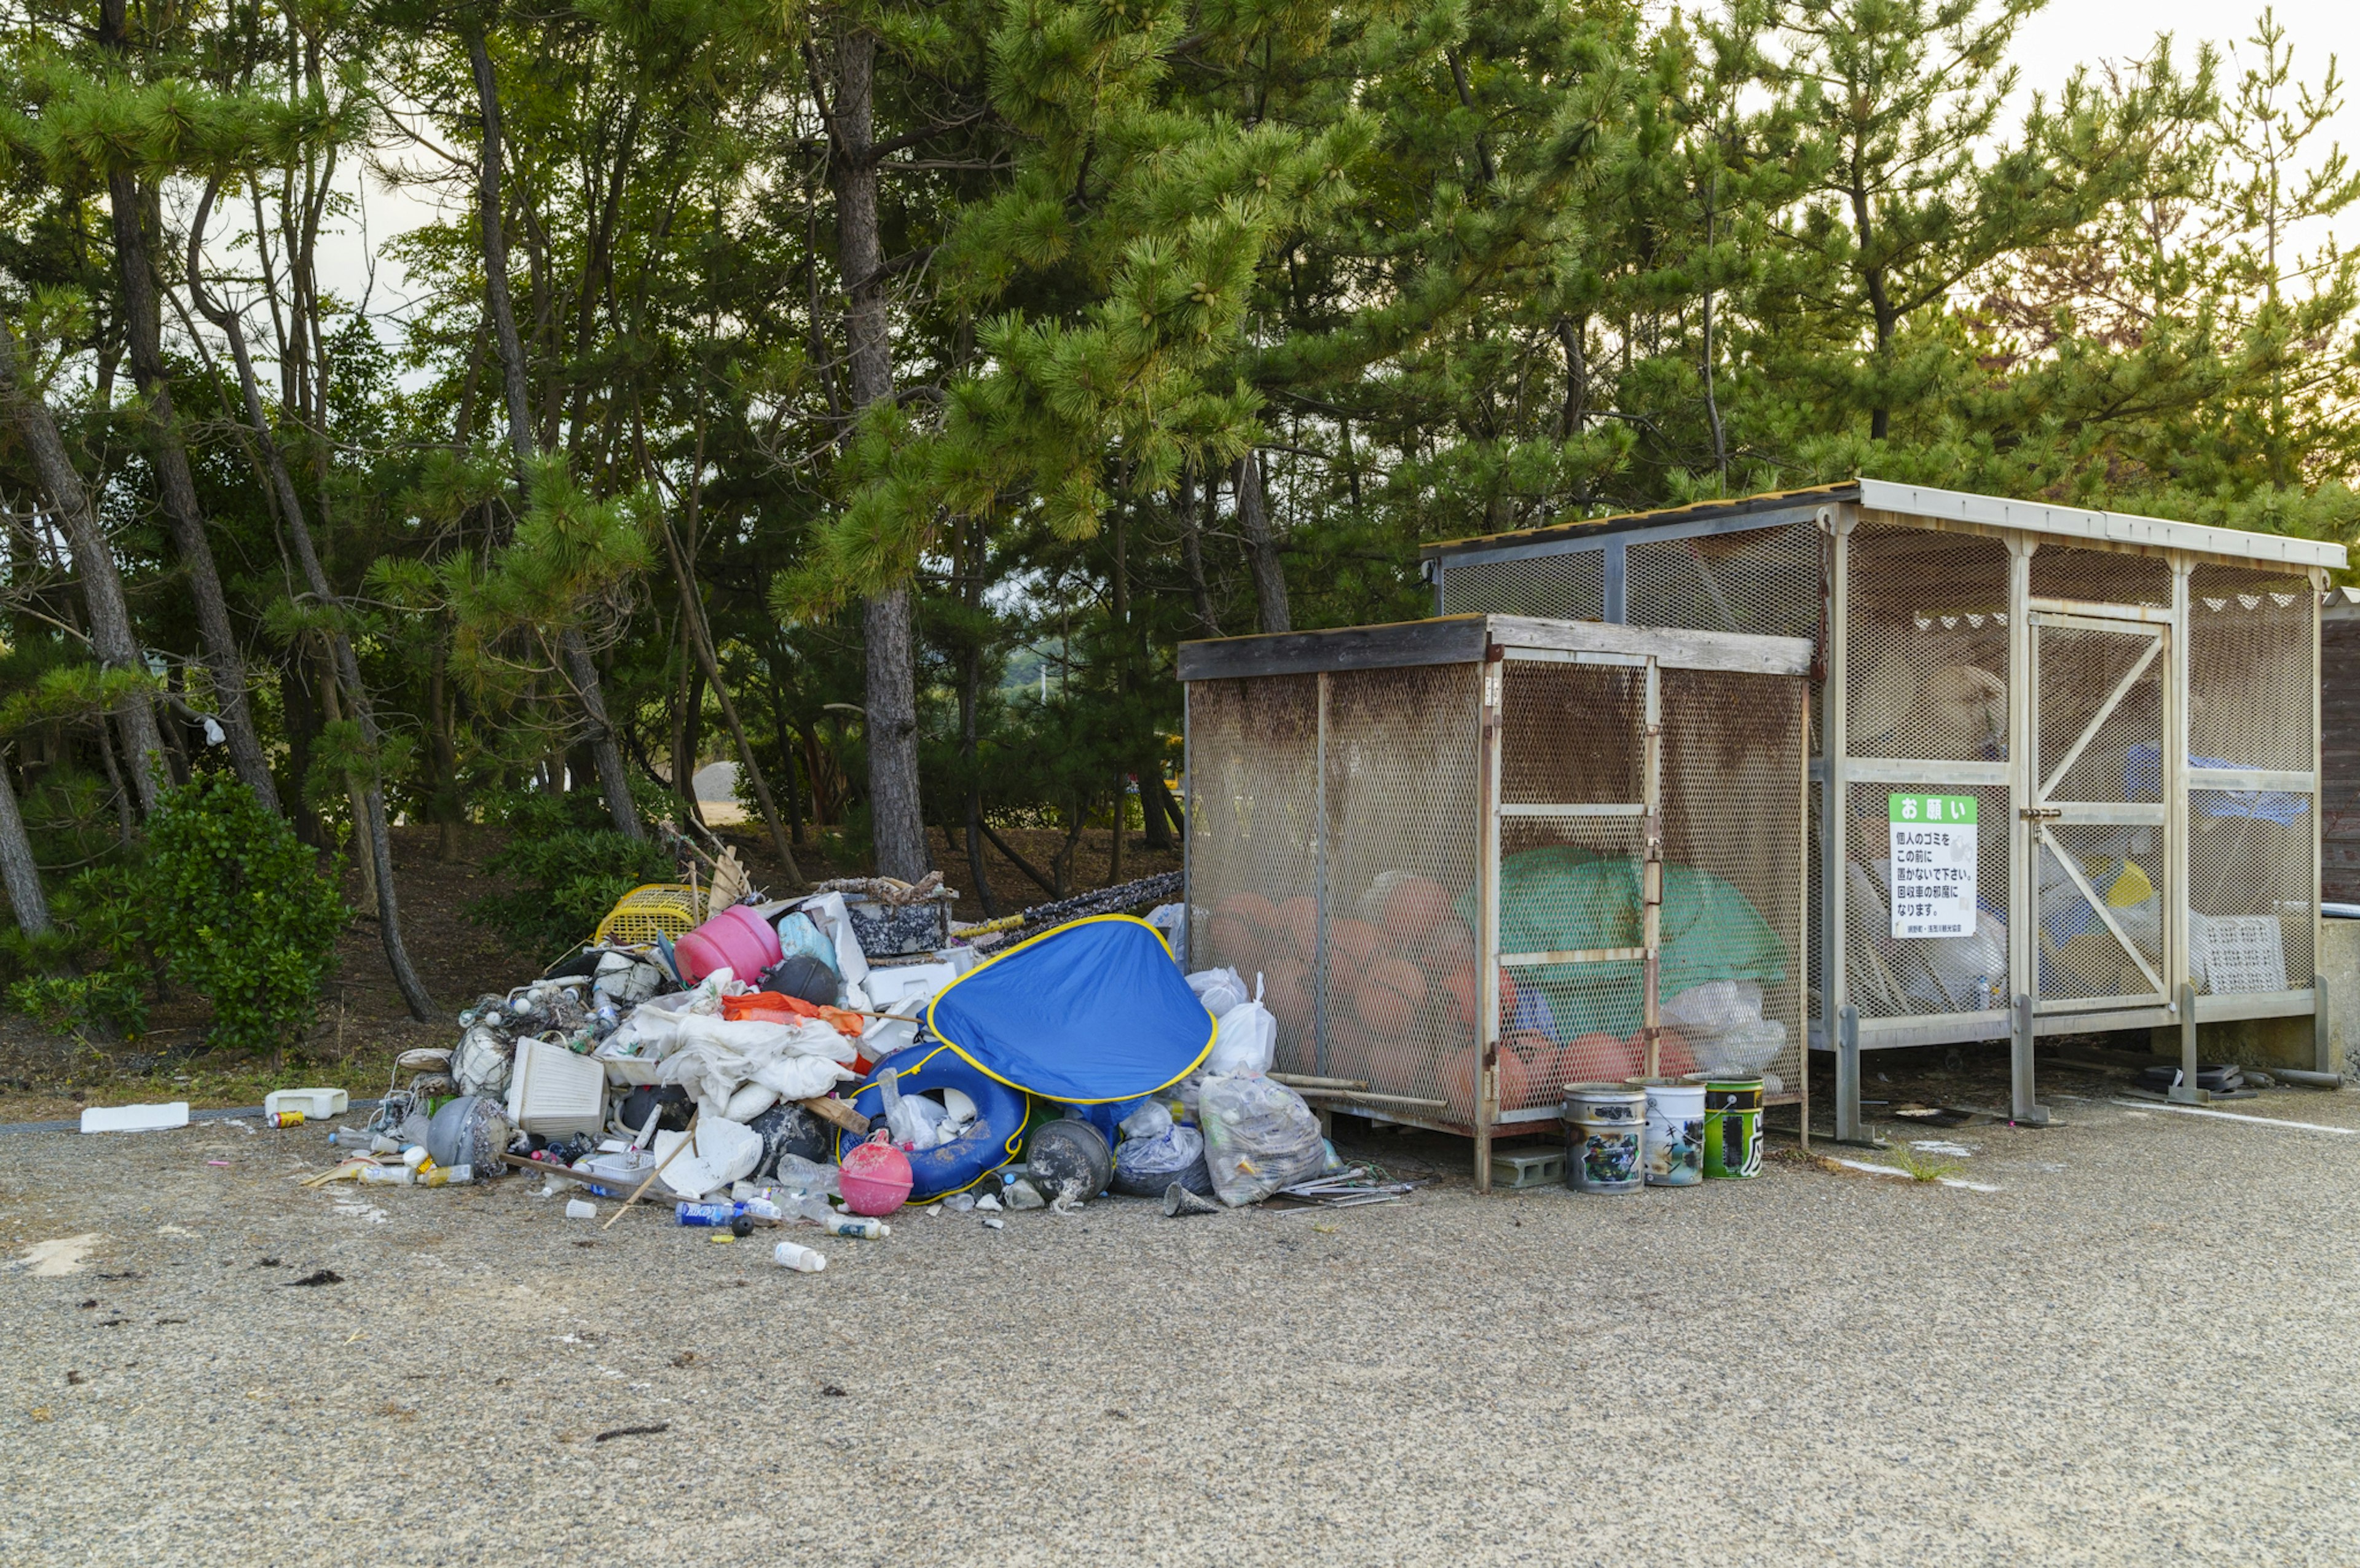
1424,482 -> 2348,1137
1179,616 -> 1812,1187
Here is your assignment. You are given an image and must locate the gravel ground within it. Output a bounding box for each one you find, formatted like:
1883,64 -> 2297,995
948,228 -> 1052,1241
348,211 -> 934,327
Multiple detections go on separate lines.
6,1067 -> 2360,1566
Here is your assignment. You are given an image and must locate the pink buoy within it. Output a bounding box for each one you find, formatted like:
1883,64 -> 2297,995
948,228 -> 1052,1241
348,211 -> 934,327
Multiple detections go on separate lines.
672,903 -> 784,984
838,1130 -> 913,1216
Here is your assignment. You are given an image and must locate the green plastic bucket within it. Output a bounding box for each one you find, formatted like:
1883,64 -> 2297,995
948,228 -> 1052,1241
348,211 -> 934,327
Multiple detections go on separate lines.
1624,1077 -> 1704,1186
1692,1075 -> 1764,1180
1561,1084 -> 1647,1196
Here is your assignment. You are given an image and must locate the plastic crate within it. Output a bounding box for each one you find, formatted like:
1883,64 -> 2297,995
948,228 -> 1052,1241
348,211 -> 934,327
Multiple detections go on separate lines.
594,884 -> 702,947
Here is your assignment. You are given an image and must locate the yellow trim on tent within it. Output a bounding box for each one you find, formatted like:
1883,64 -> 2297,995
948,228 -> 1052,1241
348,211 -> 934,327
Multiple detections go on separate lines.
924,913 -> 1218,1104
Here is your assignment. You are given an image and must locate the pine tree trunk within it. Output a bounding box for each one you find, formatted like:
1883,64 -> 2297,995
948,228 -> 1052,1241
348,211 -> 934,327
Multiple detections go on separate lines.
659,521 -> 804,884
470,25 -> 642,842
1176,461 -> 1218,636
429,636 -> 462,861
1235,450 -> 1291,633
0,321 -> 166,815
187,221 -> 433,1021
96,165 -> 279,809
469,26 -> 537,487
0,752 -> 51,938
827,25 -> 929,881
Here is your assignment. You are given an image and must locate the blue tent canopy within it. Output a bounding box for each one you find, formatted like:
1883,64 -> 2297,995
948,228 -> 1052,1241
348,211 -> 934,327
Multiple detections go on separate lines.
926,915 -> 1215,1103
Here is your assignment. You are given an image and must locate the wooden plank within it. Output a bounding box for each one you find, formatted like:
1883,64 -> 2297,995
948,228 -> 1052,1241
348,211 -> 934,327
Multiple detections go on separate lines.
1485,616 -> 1815,676
1177,616 -> 1489,681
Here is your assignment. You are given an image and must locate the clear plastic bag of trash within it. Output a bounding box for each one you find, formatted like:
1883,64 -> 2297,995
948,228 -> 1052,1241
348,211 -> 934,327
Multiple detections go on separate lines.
1197,1073 -> 1325,1205
1186,966 -> 1249,1019
1114,1116 -> 1210,1197
1203,979 -> 1276,1078
878,1066 -> 952,1150
1659,979 -> 1763,1036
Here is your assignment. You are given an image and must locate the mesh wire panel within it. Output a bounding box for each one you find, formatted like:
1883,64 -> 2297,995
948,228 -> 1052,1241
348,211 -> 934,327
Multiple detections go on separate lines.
1495,662 -> 1647,1110
2030,546 -> 2173,610
1627,523 -> 1826,638
1320,664 -> 1483,1117
1843,780 -> 2013,1018
2189,564 -> 2318,994
1659,667 -> 1807,1100
2031,616 -> 2168,1006
1439,550 -> 1604,619
1842,525 -> 2013,1019
1185,676 -> 1320,1065
1847,525 -> 2010,762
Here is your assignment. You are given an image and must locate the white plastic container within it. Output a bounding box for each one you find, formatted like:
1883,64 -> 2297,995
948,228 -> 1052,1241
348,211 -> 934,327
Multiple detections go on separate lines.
773,1240 -> 828,1272
264,1087 -> 350,1119
506,1037 -> 608,1136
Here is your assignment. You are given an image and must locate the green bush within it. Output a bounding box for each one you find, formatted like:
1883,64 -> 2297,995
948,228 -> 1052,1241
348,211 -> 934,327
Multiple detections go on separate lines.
1,865 -> 151,1039
141,774 -> 348,1053
7,968 -> 149,1038
471,786 -> 672,958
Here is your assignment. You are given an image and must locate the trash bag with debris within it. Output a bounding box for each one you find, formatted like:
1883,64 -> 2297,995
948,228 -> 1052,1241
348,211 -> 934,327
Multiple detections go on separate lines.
1203,981 -> 1276,1078
1186,966 -> 1249,1019
1198,1073 -> 1326,1205
1113,1100 -> 1212,1197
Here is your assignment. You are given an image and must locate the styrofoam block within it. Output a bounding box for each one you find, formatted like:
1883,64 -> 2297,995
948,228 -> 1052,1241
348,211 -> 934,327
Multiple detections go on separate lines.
81,1102 -> 190,1134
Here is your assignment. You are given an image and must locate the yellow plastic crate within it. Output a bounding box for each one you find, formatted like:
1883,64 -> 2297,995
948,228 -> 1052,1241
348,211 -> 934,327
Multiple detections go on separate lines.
594,884 -> 702,946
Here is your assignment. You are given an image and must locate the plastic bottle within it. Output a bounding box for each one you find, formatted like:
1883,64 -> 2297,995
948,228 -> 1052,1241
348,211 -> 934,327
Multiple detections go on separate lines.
358,1165 -> 415,1185
401,1145 -> 430,1170
743,1196 -> 785,1221
818,1213 -> 889,1241
417,1164 -> 471,1187
676,1201 -> 744,1226
773,1240 -> 827,1272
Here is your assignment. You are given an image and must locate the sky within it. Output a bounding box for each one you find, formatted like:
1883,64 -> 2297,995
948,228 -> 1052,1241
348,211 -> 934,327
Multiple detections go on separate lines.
313,1 -> 2360,336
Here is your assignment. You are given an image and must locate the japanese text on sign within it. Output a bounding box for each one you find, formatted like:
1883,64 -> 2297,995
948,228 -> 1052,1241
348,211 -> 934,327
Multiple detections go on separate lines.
1889,794 -> 1978,939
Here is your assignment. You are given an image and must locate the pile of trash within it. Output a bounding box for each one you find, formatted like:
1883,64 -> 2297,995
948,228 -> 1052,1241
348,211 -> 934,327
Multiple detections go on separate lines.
297,864 -> 1403,1264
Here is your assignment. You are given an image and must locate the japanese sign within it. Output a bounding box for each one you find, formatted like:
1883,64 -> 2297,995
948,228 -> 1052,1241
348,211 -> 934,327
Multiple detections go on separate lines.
1889,794 -> 1978,939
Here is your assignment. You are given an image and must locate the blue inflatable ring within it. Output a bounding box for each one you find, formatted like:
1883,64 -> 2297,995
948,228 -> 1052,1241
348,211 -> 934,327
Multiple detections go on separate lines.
834,1042 -> 1033,1201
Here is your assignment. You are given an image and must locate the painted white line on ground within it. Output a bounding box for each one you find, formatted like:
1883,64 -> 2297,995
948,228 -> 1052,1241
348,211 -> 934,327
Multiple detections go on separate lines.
2109,1100 -> 2359,1135
1823,1156 -> 2002,1192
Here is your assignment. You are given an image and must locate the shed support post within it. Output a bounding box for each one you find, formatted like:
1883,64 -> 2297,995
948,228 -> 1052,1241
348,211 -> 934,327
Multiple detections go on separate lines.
2315,571 -> 2331,1074
1475,654 -> 1504,1190
2168,557 -> 2200,1103
1822,506 -> 1867,1142
1641,656 -> 1663,1077
2006,536 -> 2048,1126
1313,671 -> 1331,1079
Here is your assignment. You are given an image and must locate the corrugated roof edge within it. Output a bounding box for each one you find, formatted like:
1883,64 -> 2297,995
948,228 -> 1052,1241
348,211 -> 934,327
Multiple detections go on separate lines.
1419,479 -> 2348,573
1420,484 -> 1854,555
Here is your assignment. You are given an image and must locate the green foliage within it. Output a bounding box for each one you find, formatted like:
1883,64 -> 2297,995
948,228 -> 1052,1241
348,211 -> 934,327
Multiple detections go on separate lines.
471,787 -> 675,958
140,775 -> 348,1053
7,966 -> 148,1038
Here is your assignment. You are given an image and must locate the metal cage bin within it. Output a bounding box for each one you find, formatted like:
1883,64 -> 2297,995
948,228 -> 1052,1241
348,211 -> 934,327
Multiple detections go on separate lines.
1179,614 -> 1814,1187
1423,480 -> 2350,1137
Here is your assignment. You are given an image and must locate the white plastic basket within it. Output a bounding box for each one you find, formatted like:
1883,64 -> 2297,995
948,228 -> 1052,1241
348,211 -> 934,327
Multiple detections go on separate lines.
506,1038 -> 608,1136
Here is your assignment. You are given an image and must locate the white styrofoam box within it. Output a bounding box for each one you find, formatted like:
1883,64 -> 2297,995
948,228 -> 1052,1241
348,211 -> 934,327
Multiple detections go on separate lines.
506,1038 -> 608,1136
80,1102 -> 189,1134
865,962 -> 958,1010
264,1088 -> 349,1119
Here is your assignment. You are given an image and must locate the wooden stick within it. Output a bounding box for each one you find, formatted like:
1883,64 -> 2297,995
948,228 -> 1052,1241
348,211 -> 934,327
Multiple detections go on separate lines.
1284,1087 -> 1449,1110
798,1096 -> 870,1135
604,1110 -> 699,1230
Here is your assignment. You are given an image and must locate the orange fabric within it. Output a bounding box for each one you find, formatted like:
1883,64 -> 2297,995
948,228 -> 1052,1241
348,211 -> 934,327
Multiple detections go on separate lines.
723,990 -> 864,1039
